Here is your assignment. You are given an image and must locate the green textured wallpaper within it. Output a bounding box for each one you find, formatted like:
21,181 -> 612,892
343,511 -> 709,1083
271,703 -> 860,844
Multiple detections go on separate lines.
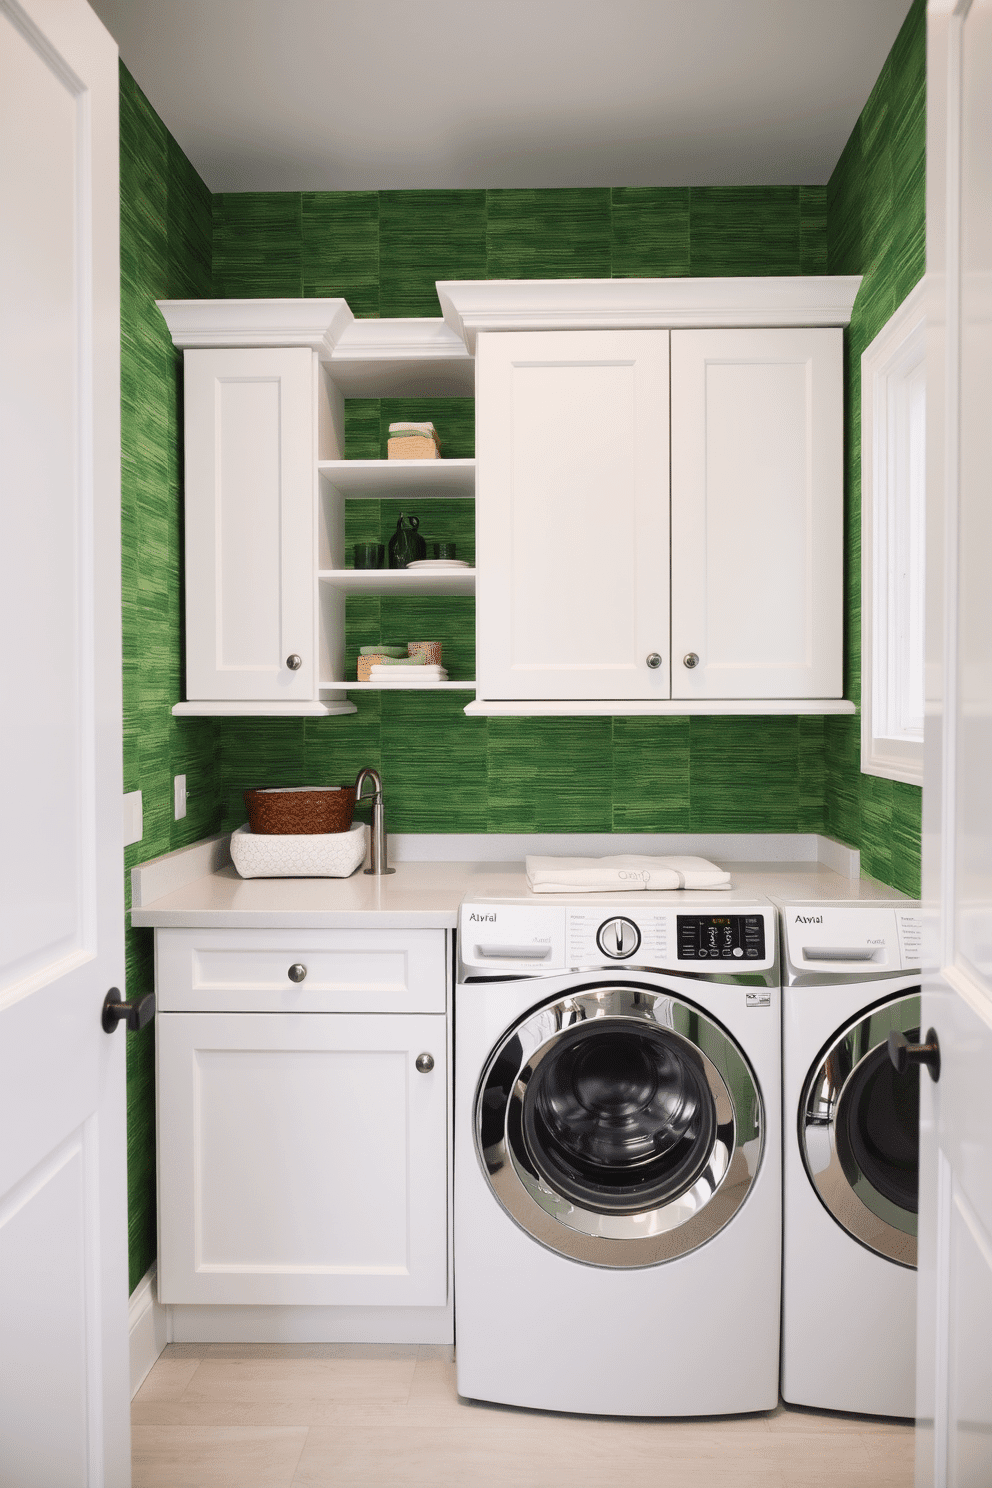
118,6 -> 926,1288
823,0 -> 925,895
211,185 -> 832,839
120,65 -> 223,1291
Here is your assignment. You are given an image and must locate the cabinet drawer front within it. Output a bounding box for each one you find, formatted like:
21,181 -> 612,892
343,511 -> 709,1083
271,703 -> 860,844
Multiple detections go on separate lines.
157,1012 -> 448,1307
156,928 -> 447,1013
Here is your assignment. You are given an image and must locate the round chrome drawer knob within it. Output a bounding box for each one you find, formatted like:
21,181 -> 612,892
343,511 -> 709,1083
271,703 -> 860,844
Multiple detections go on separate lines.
286,654 -> 303,671
646,652 -> 662,670
415,1053 -> 435,1074
683,652 -> 700,669
288,963 -> 307,983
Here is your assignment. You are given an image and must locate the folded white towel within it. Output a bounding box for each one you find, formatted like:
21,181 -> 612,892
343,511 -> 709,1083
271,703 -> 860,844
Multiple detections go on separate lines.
525,854 -> 732,894
368,664 -> 448,683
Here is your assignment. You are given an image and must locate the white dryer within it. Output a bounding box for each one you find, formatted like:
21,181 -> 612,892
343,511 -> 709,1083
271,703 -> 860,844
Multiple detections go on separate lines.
775,898 -> 923,1417
455,890 -> 782,1417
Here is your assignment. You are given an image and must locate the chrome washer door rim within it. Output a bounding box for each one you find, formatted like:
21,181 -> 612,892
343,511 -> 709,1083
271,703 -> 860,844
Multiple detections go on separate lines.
800,991 -> 921,1268
475,984 -> 764,1269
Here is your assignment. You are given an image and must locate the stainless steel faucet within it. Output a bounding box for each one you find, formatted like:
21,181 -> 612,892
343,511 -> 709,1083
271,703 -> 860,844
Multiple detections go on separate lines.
354,767 -> 394,875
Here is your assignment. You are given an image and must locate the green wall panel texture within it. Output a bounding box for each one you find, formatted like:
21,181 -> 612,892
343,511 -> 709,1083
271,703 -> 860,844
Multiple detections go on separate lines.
120,65 -> 224,1290
118,6 -> 926,1286
212,183 -> 834,842
823,0 -> 925,895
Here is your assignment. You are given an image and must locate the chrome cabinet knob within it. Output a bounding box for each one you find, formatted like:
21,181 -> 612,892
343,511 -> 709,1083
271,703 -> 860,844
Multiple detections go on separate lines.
288,963 -> 307,983
683,652 -> 700,669
286,654 -> 303,671
415,1052 -> 435,1074
646,653 -> 662,670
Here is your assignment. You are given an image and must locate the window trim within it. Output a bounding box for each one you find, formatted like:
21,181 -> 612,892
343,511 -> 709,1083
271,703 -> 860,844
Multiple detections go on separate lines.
861,278 -> 927,787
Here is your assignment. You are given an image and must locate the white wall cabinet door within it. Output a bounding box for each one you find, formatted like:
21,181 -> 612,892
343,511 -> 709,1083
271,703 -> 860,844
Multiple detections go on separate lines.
184,347 -> 316,701
476,329 -> 671,701
157,1012 -> 447,1308
670,328 -> 843,700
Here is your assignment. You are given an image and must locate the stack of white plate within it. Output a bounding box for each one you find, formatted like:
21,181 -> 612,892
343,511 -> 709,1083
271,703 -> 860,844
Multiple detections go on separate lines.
406,559 -> 471,570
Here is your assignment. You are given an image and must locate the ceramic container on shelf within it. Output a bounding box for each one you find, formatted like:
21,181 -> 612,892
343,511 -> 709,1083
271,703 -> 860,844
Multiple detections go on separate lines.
388,513 -> 427,568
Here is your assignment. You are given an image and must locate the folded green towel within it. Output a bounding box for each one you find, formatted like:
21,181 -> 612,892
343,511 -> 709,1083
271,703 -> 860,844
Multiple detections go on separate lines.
359,645 -> 407,657
375,653 -> 427,666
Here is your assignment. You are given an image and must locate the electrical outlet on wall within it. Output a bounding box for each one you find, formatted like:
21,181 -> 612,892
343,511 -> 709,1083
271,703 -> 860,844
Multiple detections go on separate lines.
174,774 -> 187,820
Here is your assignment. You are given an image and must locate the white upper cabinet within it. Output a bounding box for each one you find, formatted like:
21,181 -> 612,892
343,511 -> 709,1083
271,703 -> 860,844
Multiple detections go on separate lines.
670,328 -> 843,700
475,329 -> 671,701
183,346 -> 318,703
442,278 -> 858,716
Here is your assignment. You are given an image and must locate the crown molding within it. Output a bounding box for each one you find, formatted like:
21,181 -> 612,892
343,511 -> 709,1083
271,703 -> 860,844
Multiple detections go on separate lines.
437,276 -> 863,353
156,298 -> 354,355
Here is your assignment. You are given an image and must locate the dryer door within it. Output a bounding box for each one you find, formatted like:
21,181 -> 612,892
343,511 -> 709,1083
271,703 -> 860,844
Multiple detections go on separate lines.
801,991 -> 921,1267
475,983 -> 764,1268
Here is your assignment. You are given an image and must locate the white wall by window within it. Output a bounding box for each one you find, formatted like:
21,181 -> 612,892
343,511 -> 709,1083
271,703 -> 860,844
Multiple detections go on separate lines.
861,278 -> 926,786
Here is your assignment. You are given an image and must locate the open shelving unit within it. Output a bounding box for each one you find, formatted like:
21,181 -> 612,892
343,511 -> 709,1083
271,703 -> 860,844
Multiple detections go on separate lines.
319,453 -> 477,695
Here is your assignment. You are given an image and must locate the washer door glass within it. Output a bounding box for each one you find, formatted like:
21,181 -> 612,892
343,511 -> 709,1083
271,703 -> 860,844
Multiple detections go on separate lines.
475,984 -> 764,1269
801,991 -> 920,1268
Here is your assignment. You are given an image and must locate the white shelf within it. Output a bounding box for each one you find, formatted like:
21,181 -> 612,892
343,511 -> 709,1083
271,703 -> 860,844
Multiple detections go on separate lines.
321,681 -> 477,692
464,698 -> 858,716
319,568 -> 476,597
172,698 -> 357,717
318,459 -> 475,497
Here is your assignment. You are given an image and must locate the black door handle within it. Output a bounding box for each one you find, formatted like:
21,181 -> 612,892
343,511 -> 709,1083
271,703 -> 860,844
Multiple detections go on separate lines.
102,987 -> 156,1034
888,1027 -> 940,1082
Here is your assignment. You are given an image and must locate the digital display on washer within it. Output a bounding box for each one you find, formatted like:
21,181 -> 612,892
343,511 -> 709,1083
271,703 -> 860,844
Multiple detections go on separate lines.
677,914 -> 765,960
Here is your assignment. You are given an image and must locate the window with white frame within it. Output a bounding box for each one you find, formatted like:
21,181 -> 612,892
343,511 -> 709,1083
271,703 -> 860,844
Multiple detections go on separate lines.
861,279 -> 927,786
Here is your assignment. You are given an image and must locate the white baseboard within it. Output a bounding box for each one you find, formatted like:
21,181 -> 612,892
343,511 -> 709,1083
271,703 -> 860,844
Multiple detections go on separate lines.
129,1264 -> 170,1398
168,1300 -> 454,1345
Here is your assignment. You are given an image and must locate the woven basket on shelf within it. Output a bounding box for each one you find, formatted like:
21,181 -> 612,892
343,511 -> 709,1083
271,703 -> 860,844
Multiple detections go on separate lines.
387,434 -> 440,459
244,786 -> 356,836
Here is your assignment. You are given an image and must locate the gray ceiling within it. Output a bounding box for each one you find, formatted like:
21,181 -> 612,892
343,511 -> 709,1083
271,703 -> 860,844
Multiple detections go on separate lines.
90,0 -> 916,193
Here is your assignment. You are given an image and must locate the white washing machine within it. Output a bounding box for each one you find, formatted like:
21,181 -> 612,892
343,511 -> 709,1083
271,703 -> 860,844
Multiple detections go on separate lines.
774,897 -> 923,1418
455,888 -> 782,1417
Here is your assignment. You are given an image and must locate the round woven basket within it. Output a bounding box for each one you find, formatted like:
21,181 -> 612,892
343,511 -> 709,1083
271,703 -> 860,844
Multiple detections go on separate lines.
244,785 -> 357,836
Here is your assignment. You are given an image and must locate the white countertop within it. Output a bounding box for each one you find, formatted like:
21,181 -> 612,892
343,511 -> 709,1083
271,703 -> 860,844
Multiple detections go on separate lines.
130,833 -> 908,930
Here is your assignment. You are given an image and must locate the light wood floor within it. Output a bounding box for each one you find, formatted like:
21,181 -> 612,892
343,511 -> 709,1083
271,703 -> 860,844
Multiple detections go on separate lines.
131,1343 -> 915,1487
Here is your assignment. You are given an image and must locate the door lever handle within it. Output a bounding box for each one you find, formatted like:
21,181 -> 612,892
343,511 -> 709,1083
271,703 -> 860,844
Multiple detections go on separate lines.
888,1027 -> 940,1082
102,987 -> 156,1034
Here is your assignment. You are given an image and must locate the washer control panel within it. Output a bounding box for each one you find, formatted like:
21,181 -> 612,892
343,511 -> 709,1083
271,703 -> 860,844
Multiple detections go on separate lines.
677,913 -> 765,961
596,916 -> 641,959
459,900 -> 775,975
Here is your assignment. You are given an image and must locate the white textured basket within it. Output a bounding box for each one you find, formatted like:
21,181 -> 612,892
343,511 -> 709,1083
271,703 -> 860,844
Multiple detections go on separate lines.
229,822 -> 368,879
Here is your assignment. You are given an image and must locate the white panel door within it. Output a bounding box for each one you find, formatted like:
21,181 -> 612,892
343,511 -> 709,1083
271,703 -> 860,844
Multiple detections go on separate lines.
0,1 -> 130,1483
476,329 -> 670,701
671,328 -> 843,699
157,1013 -> 448,1307
916,5 -> 992,1484
183,346 -> 316,701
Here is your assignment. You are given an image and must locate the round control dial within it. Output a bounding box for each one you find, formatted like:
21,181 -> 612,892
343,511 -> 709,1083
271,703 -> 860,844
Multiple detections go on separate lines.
596,916 -> 641,959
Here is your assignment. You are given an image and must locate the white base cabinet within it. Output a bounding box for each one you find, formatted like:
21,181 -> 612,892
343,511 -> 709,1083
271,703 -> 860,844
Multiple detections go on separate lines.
155,929 -> 449,1315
